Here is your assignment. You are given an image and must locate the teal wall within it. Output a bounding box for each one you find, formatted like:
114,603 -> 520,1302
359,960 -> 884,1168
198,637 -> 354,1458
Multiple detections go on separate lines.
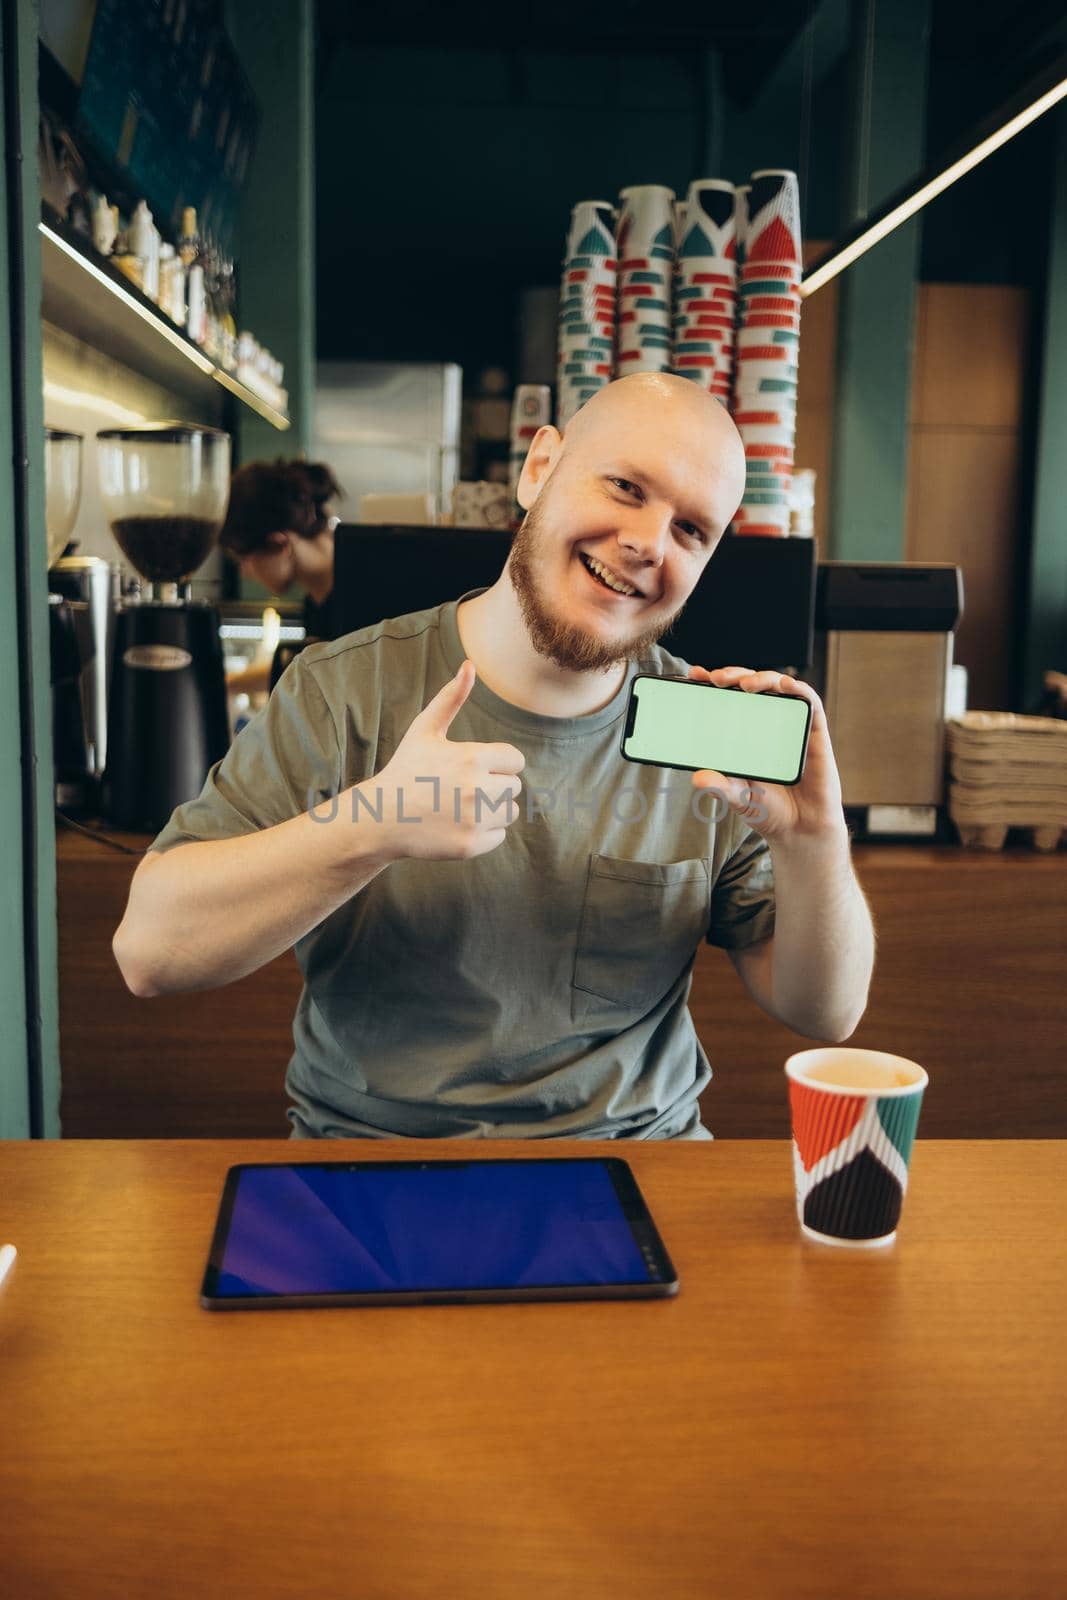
312,15 -> 850,378
225,0 -> 315,462
1,0 -> 61,1139
828,0 -> 930,563
224,0 -> 315,604
315,46 -> 708,377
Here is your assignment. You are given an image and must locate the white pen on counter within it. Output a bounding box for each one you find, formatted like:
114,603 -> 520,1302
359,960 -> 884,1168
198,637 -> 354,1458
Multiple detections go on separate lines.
0,1243 -> 17,1288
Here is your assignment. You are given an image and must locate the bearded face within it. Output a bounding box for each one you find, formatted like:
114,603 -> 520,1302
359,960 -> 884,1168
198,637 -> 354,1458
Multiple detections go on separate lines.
506,480 -> 697,675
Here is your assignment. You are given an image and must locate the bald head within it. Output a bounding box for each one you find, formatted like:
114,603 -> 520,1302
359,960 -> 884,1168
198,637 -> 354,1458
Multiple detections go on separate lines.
530,372 -> 746,539
563,372 -> 741,459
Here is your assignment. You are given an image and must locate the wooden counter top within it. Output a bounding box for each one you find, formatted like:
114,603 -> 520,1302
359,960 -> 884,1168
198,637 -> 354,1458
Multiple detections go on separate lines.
2,1137 -> 1065,1600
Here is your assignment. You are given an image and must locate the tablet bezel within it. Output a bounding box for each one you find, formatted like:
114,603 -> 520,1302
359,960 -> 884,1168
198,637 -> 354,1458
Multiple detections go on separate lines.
200,1156 -> 679,1309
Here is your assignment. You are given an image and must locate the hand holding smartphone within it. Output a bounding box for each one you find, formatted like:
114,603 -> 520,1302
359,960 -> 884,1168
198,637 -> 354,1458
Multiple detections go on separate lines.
621,673 -> 812,785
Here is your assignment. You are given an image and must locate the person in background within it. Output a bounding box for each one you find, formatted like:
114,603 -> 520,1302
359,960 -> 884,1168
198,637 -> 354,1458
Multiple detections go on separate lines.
218,459 -> 343,696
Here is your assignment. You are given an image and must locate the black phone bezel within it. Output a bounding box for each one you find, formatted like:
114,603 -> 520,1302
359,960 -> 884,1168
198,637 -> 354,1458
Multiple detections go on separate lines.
200,1156 -> 680,1310
620,672 -> 813,786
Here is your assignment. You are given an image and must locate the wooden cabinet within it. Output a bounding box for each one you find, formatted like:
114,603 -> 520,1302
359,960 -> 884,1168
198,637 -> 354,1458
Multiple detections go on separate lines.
57,826 -> 1066,1139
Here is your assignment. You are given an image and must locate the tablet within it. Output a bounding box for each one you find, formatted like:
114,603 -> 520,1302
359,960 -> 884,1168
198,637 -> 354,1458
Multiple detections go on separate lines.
200,1157 -> 679,1309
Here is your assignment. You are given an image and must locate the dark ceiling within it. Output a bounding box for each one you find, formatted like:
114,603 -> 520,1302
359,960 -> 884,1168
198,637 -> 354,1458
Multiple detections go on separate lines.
316,1 -> 1067,120
315,0 -> 821,104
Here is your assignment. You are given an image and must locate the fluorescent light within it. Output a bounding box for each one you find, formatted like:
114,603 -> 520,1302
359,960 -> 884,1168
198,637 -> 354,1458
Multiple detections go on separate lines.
219,623 -> 306,641
801,68 -> 1067,297
211,364 -> 291,429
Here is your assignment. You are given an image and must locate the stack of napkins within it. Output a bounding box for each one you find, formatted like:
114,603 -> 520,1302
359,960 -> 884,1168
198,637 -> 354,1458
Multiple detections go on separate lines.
946,712 -> 1067,850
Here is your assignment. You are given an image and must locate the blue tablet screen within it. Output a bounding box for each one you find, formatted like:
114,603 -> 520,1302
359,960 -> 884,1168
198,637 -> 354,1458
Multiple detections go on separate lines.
214,1160 -> 659,1297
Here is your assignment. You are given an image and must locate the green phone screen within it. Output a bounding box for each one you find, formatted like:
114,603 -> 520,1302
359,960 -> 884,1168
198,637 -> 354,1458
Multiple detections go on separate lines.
623,676 -> 810,783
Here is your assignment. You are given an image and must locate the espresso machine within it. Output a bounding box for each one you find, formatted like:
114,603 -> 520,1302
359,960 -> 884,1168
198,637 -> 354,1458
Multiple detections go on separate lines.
97,424 -> 231,831
46,426 -> 95,811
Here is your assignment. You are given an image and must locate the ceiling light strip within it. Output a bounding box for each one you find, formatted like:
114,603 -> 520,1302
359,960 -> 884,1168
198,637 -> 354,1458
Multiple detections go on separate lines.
801,63 -> 1067,297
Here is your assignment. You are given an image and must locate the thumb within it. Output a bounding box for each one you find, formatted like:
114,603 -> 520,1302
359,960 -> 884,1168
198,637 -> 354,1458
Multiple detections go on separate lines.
420,659 -> 476,737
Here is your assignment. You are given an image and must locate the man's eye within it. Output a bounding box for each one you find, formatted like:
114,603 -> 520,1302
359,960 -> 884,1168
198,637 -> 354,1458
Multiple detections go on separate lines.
677,523 -> 704,541
610,477 -> 638,495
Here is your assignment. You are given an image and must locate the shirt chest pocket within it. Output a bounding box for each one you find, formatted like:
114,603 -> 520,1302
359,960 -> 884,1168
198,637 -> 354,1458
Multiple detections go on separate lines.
571,855 -> 711,1019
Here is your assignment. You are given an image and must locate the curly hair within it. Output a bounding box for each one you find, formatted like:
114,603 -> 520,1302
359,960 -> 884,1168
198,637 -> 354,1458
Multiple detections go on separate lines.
218,459 -> 343,556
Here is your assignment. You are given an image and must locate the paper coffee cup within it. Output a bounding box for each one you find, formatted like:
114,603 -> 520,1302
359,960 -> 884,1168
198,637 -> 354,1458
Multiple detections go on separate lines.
785,1048 -> 928,1248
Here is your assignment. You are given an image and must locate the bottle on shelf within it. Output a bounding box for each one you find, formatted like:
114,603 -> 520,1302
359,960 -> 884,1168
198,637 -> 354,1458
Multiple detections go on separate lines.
177,206 -> 199,269
218,255 -> 238,372
90,192 -> 118,256
158,243 -> 187,327
182,208 -> 207,347
110,214 -> 144,289
199,232 -> 221,361
130,200 -> 160,303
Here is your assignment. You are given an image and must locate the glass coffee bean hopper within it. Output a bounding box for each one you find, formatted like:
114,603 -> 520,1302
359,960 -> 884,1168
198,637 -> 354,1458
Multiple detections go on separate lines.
44,427 -> 83,567
97,423 -> 230,598
96,423 -> 233,831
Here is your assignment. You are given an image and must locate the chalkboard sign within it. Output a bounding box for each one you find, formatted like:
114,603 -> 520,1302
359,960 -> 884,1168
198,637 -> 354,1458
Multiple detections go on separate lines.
76,0 -> 258,252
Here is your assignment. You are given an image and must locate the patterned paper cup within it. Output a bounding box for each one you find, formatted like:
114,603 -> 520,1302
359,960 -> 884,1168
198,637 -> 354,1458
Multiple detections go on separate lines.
741,263 -> 803,288
745,169 -> 802,267
617,185 -> 676,263
677,260 -> 738,284
680,178 -> 737,261
565,201 -> 618,263
785,1048 -> 928,1248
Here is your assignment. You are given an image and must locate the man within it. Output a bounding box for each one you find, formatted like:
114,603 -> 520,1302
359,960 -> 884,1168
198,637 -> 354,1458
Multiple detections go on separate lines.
113,373 -> 875,1141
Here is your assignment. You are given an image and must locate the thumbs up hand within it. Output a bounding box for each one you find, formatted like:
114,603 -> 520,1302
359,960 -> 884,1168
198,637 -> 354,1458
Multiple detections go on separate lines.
371,661 -> 526,861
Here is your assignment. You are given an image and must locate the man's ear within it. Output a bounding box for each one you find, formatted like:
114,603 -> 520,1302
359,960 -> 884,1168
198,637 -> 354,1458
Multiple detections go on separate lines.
516,425 -> 562,511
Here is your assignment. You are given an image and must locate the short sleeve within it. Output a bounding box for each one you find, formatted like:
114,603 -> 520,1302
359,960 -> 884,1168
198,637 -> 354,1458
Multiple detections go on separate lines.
147,653 -> 342,855
706,818 -> 776,950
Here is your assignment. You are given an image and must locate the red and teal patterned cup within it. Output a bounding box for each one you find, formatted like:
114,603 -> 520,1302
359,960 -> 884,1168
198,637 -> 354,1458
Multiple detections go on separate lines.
785,1049 -> 928,1248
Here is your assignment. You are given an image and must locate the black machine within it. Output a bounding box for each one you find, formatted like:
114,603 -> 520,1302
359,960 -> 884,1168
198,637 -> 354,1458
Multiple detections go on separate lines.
104,601 -> 229,830
97,425 -> 231,831
329,524 -> 817,672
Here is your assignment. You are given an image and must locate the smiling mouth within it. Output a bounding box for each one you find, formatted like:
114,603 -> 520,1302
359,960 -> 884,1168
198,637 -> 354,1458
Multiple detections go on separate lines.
578,551 -> 643,598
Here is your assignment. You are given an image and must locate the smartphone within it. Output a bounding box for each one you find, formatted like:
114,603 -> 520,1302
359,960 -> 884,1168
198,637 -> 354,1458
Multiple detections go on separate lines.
621,673 -> 812,785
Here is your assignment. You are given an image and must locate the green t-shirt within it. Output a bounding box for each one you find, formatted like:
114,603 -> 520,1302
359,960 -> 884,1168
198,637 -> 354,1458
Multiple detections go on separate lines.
149,590 -> 776,1140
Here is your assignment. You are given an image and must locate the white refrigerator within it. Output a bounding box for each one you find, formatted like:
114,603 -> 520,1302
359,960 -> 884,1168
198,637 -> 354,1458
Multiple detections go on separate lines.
314,361 -> 462,524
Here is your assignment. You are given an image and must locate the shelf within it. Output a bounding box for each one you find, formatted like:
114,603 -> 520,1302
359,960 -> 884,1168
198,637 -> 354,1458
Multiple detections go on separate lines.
39,216 -> 290,431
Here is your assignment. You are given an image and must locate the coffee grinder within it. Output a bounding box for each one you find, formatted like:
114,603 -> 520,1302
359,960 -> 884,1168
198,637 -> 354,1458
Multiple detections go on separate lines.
97,424 -> 231,831
45,426 -> 93,811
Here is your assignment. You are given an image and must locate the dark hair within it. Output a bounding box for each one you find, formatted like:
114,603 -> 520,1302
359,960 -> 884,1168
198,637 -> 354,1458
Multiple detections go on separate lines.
218,459 -> 343,557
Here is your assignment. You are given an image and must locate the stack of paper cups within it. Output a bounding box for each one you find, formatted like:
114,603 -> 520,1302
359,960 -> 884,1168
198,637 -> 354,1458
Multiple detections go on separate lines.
508,384 -> 552,510
615,185 -> 676,376
732,170 -> 802,536
557,201 -> 617,429
671,179 -> 737,405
